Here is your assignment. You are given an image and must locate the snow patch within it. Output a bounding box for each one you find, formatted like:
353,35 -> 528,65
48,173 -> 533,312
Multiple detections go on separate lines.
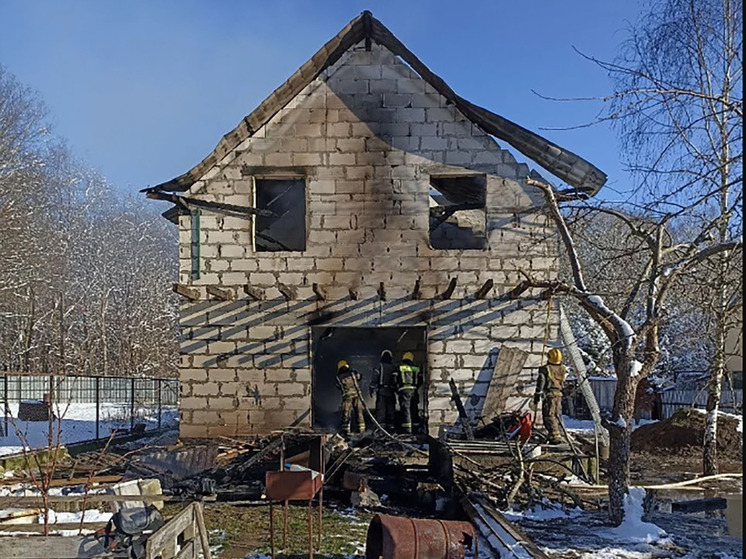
630,360 -> 643,377
607,488 -> 667,544
503,499 -> 583,522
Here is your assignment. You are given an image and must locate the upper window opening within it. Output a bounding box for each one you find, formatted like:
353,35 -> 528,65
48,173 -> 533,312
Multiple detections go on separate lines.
429,175 -> 486,250
254,178 -> 306,252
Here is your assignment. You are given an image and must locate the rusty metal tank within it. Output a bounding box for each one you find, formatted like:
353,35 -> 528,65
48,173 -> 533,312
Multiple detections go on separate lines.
365,514 -> 476,559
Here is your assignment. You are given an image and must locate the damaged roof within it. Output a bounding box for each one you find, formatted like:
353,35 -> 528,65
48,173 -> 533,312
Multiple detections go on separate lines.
143,11 -> 607,196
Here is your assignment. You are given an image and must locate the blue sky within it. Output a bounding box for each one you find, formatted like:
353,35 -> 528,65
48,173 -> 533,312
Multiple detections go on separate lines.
1,1 -> 641,198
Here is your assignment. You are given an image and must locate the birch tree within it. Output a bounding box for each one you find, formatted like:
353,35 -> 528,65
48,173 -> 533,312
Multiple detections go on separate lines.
513,178 -> 741,525
600,0 -> 743,476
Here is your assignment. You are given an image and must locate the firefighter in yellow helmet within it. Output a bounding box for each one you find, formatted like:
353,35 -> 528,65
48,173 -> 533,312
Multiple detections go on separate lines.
530,348 -> 567,445
336,360 -> 365,436
393,351 -> 421,435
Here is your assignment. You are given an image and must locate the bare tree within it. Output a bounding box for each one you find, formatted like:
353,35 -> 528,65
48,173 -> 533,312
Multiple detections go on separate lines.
598,0 -> 743,476
513,178 -> 741,525
0,65 -> 179,381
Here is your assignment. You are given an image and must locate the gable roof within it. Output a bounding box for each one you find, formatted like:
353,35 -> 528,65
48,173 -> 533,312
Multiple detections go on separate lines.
143,11 -> 607,196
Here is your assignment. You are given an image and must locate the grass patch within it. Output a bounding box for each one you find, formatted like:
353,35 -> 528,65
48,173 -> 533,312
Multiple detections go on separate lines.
164,503 -> 371,558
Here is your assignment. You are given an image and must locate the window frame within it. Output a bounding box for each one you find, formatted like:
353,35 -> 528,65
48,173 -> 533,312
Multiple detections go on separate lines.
251,174 -> 308,253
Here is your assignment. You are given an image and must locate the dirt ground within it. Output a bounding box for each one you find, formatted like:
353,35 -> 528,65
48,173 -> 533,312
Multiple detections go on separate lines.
631,409 -> 743,461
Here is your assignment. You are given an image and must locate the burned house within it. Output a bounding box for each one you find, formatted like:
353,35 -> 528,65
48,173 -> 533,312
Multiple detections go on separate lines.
143,12 -> 606,439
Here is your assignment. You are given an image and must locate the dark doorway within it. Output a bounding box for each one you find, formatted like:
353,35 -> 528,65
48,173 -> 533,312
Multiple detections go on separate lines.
311,327 -> 428,433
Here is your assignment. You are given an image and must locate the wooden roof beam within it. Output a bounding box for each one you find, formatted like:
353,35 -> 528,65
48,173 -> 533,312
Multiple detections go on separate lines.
173,283 -> 200,301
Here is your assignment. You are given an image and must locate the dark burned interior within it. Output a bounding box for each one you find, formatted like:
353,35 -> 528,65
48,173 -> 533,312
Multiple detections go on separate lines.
254,178 -> 306,251
429,175 -> 486,250
311,326 -> 427,431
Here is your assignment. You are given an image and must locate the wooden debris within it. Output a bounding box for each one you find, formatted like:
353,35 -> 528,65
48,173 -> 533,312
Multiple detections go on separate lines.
449,379 -> 475,440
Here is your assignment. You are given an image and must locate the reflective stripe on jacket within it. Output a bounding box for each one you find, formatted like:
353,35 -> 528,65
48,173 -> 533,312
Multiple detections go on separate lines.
396,363 -> 420,391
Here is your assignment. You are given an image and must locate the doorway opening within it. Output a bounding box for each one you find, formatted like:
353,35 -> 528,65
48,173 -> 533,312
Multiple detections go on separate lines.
311,327 -> 428,434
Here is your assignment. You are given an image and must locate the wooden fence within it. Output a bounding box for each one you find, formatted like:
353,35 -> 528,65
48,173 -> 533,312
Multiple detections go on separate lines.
567,378 -> 742,420
660,388 -> 743,418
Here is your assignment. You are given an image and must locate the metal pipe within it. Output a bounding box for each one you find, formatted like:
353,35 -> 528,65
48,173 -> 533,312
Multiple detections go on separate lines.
365,514 -> 475,559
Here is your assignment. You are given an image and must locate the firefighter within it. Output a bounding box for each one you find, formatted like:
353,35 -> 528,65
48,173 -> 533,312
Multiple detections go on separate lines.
530,348 -> 567,445
336,360 -> 365,436
370,349 -> 397,431
394,352 -> 420,435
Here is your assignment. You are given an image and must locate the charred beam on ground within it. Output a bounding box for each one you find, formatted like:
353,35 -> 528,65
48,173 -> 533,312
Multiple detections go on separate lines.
441,278 -> 458,300
312,283 -> 327,301
243,285 -> 265,301
173,283 -> 200,301
206,285 -> 235,301
476,279 -> 494,299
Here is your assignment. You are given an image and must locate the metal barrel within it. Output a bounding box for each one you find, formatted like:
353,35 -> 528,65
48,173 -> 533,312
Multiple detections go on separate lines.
365,513 -> 475,559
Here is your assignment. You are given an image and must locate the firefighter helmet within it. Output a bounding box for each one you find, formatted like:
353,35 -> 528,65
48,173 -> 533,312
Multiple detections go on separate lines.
380,349 -> 393,361
547,348 -> 563,365
337,360 -> 349,370
402,351 -> 415,362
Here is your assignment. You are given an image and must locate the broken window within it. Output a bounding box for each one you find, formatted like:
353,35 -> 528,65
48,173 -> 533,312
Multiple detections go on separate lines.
428,175 -> 486,250
254,178 -> 306,252
190,208 -> 201,279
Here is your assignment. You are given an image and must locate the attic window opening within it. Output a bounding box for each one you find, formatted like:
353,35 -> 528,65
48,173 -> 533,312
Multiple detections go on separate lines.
429,175 -> 487,250
254,178 -> 306,252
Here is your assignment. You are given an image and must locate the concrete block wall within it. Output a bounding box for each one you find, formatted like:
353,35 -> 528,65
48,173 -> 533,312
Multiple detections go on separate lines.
176,42 -> 560,438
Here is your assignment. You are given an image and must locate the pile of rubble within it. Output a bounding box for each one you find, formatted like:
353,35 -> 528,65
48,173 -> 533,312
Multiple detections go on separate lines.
632,408 -> 743,460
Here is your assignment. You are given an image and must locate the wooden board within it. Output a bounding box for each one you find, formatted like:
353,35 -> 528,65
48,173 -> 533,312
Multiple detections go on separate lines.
146,503 -> 195,559
0,522 -> 108,533
0,494 -> 175,507
480,346 -> 529,420
0,535 -> 128,558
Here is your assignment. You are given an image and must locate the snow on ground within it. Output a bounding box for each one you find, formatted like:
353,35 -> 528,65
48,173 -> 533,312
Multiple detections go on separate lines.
0,508 -> 112,536
604,488 -> 666,544
510,490 -> 742,559
0,403 -> 178,456
562,415 -> 657,434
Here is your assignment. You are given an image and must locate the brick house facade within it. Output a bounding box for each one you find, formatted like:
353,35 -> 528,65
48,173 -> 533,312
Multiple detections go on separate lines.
144,12 -> 606,439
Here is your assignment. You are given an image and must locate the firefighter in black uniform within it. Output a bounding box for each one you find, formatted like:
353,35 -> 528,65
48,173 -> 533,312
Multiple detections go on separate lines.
394,352 -> 421,435
370,349 -> 397,431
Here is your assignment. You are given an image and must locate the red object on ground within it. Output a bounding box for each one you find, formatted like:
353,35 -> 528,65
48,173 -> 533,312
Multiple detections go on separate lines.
506,412 -> 533,444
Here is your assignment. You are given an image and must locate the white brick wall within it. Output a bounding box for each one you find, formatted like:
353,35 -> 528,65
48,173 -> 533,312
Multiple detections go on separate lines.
175,42 -> 560,438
